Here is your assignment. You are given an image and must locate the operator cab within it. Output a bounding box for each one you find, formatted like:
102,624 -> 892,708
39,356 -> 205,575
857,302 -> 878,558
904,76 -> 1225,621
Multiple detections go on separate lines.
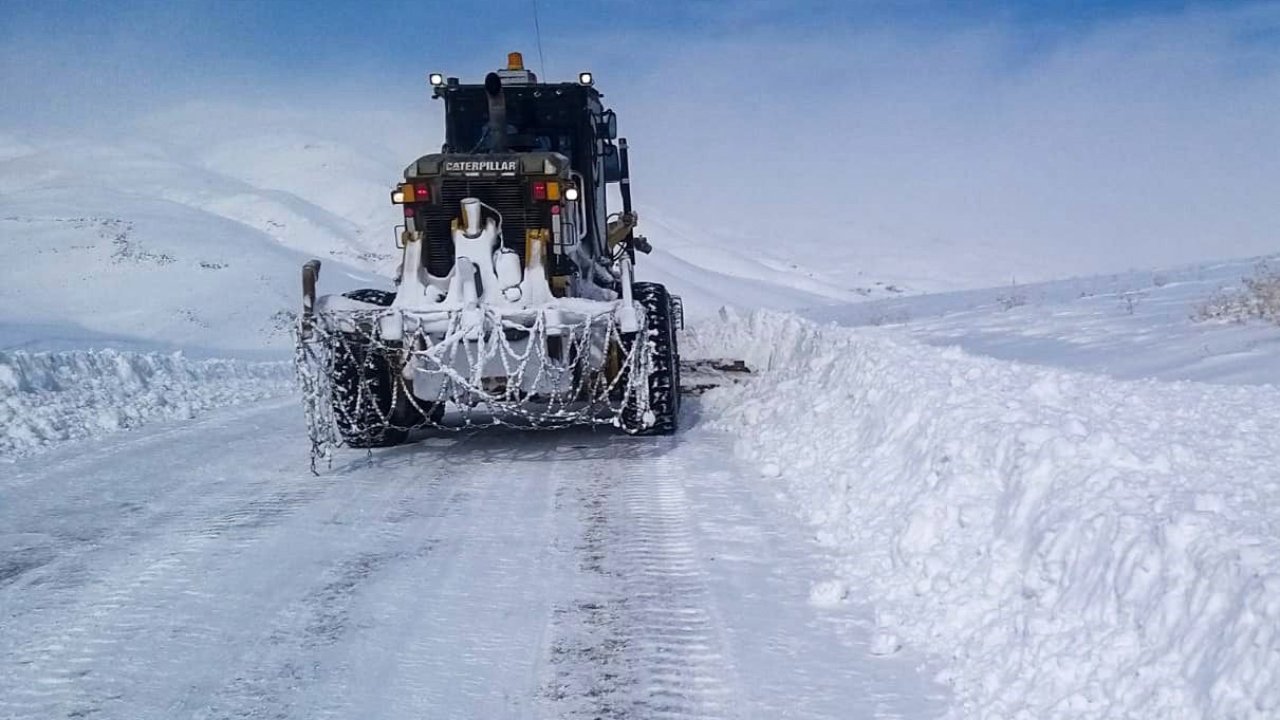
402,54 -> 631,283
433,54 -> 620,195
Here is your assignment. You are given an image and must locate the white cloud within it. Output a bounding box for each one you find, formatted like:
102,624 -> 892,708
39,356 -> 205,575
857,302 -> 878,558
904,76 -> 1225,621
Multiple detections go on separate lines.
611,4 -> 1280,285
3,3 -> 1277,287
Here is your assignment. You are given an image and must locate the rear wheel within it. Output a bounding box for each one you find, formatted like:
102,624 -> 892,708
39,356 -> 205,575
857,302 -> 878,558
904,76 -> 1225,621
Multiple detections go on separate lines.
331,339 -> 416,448
329,289 -> 438,448
621,282 -> 681,435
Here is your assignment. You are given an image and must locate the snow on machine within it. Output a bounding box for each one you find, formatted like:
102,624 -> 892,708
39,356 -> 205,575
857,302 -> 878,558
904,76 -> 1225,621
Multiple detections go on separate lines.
297,53 -> 682,455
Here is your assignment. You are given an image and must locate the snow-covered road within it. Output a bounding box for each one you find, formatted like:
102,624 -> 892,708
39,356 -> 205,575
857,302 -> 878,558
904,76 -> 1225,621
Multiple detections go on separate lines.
0,397 -> 945,719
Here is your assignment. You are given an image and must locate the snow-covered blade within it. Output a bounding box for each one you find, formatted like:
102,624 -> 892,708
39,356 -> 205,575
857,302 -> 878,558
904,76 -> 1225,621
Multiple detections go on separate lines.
296,304 -> 654,462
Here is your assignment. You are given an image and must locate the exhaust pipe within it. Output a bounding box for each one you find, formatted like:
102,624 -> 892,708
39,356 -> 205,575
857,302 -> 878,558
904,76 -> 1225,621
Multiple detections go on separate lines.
484,72 -> 507,153
301,259 -> 321,338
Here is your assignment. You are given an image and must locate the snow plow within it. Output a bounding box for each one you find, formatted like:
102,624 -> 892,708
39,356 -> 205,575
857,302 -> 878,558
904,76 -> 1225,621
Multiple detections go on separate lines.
297,53 -> 681,456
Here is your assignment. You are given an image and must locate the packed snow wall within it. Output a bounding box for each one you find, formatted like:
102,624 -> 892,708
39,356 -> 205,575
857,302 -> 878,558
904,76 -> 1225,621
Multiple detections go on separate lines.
0,350 -> 292,460
687,310 -> 1280,720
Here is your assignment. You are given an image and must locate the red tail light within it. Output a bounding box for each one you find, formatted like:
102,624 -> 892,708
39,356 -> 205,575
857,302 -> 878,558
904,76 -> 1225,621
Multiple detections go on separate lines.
415,185 -> 430,201
532,181 -> 547,201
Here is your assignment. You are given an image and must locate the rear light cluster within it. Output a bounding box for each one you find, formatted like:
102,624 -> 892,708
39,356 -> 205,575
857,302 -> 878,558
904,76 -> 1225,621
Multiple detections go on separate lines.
394,178 -> 578,220
393,182 -> 433,217
532,180 -> 562,202
392,183 -> 431,204
531,180 -> 580,202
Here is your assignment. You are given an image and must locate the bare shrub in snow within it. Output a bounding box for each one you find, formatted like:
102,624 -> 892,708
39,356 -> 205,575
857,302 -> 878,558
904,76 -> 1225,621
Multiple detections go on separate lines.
1121,291 -> 1145,315
1194,261 -> 1280,325
996,289 -> 1027,310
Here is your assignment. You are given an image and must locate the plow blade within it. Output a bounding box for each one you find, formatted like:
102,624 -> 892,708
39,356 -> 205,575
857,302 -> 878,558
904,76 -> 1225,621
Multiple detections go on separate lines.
680,358 -> 752,396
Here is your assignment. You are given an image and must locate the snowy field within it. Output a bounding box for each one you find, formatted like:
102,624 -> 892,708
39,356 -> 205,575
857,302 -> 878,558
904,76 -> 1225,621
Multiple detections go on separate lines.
2,127 -> 1279,718
806,257 -> 1280,386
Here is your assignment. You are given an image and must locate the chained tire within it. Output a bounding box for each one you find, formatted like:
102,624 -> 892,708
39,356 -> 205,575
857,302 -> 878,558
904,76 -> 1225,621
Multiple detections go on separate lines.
621,282 -> 681,435
330,289 -> 436,448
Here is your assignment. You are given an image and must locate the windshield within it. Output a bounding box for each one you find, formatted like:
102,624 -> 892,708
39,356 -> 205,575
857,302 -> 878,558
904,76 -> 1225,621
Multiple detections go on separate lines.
444,88 -> 579,157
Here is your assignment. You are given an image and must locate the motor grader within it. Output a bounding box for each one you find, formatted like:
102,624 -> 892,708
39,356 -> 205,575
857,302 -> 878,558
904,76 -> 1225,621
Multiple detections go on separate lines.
298,53 -> 681,451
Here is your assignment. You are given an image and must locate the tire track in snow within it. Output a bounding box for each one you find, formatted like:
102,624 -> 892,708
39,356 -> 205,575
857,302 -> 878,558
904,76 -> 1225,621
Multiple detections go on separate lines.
181,449 -> 475,720
0,406 -> 456,719
283,429 -> 608,720
545,436 -> 740,719
614,453 -> 740,720
0,399 -> 298,597
193,429 -> 577,719
543,457 -> 632,718
543,420 -> 949,720
0,402 -> 324,719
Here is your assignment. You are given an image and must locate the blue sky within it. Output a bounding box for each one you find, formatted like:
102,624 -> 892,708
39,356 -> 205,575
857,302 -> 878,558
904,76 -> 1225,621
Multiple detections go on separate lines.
1,0 -> 1271,132
2,1 -> 1277,277
2,0 -> 1264,99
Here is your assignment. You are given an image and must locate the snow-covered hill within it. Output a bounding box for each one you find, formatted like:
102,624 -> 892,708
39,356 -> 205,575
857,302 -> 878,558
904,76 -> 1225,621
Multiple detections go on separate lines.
0,128 -> 884,352
0,136 -> 391,355
808,256 -> 1280,385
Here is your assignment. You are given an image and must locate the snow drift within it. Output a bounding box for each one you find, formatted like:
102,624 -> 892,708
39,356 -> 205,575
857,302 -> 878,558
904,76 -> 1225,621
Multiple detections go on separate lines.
0,349 -> 291,460
689,310 -> 1280,719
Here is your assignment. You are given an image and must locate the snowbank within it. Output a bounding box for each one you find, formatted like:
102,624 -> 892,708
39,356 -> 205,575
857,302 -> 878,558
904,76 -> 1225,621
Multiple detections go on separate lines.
0,349 -> 292,461
689,310 -> 1280,719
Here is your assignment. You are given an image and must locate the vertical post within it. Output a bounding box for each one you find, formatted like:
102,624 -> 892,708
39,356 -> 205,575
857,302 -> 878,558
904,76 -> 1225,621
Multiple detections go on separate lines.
619,138 -> 633,214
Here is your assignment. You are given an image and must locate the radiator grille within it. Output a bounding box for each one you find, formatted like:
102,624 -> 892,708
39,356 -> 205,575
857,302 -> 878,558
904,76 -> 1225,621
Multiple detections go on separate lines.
418,178 -> 539,277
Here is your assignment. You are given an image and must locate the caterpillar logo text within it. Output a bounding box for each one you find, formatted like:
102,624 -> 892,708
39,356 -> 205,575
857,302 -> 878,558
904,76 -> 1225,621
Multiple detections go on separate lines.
444,160 -> 518,173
